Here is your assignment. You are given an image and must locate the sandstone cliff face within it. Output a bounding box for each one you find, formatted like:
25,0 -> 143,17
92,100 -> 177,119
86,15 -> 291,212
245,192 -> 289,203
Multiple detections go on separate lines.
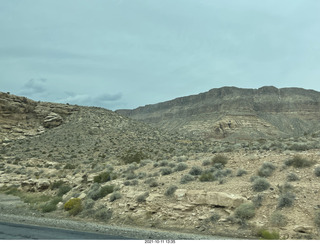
117,86 -> 320,140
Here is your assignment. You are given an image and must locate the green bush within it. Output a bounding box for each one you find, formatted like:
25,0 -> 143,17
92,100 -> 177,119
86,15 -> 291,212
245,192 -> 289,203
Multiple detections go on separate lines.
94,172 -> 111,183
277,192 -> 295,209
234,203 -> 255,220
257,229 -> 280,240
121,149 -> 146,164
88,184 -> 114,201
199,172 -> 215,182
160,167 -> 173,176
94,208 -> 113,221
270,211 -> 288,227
258,162 -> 276,177
41,196 -> 62,213
189,166 -> 203,176
136,192 -> 149,203
50,180 -> 65,190
211,155 -> 228,166
109,192 -> 122,202
209,212 -> 221,223
236,169 -> 247,177
98,185 -> 115,199
279,182 -> 294,194
287,172 -> 300,181
180,174 -> 195,184
252,177 -> 270,192
64,198 -> 82,216
165,185 -> 178,196
252,194 -> 264,208
174,162 -> 188,172
64,163 -> 76,169
314,166 -> 320,177
285,155 -> 315,168
57,185 -> 72,196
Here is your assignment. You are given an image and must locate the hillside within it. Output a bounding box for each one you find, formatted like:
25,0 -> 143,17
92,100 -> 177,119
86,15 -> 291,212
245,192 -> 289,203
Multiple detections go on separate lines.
117,86 -> 320,140
1,90 -> 320,240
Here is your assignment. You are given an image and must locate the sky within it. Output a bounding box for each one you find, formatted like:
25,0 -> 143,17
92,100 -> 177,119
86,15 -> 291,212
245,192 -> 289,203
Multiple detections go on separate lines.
1,0 -> 320,110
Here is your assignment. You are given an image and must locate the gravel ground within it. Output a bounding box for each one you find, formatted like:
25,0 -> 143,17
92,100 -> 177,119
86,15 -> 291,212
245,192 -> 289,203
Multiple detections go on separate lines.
0,194 -> 241,240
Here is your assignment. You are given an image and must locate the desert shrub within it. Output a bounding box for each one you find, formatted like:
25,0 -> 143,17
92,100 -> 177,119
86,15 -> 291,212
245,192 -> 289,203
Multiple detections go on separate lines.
180,174 -> 195,184
88,184 -> 114,200
159,160 -> 169,167
258,162 -> 276,177
234,203 -> 255,220
64,198 -> 82,216
165,185 -> 178,196
279,182 -> 294,194
136,192 -> 149,203
64,163 -> 76,170
288,143 -> 310,151
94,208 -> 113,221
57,185 -> 72,196
277,192 -> 295,209
83,198 -> 95,210
236,169 -> 247,177
250,175 -> 259,182
189,166 -> 203,176
270,211 -> 288,227
137,172 -> 147,179
257,229 -> 280,240
285,155 -> 315,168
314,210 -> 320,228
153,162 -> 159,168
50,180 -> 64,190
94,171 -> 116,183
109,192 -> 122,202
209,212 -> 221,223
121,149 -> 146,164
252,177 -> 270,192
199,172 -> 215,182
160,167 -> 173,176
177,156 -> 188,162
149,179 -> 159,187
211,155 -> 228,166
314,166 -> 320,177
202,159 -> 211,166
41,196 -> 62,213
287,172 -> 300,181
98,185 -> 114,199
125,172 -> 138,180
174,162 -> 188,172
124,180 -> 139,186
252,194 -> 264,208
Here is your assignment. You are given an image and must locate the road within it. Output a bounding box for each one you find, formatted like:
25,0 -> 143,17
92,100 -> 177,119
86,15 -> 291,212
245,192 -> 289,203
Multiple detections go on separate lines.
0,221 -> 134,240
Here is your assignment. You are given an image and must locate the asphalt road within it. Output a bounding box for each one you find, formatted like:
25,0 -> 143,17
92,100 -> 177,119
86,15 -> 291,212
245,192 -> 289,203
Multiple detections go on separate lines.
0,221 -> 134,240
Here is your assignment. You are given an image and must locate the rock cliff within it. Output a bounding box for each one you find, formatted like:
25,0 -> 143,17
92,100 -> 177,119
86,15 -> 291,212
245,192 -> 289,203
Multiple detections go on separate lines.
117,86 -> 320,140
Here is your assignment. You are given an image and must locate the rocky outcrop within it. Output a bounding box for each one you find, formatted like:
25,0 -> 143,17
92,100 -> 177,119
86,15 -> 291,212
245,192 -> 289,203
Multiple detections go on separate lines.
0,92 -> 77,142
43,112 -> 63,128
174,189 -> 248,208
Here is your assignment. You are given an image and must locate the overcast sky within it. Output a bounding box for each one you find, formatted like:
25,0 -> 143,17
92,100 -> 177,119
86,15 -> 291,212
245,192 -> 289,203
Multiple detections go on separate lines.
1,0 -> 320,110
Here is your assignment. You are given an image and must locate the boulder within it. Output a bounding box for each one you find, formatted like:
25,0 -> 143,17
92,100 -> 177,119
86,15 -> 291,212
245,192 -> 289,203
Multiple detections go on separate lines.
174,189 -> 247,208
293,225 -> 313,234
206,192 -> 248,208
43,112 -> 63,128
36,179 -> 50,191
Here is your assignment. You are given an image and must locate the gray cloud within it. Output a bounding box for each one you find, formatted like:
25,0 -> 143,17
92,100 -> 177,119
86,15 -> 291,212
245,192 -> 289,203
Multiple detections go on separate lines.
60,92 -> 122,107
20,78 -> 47,96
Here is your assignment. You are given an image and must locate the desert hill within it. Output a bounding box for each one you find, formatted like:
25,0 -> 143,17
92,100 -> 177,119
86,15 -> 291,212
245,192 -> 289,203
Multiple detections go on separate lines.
117,86 -> 320,140
1,90 -> 320,240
